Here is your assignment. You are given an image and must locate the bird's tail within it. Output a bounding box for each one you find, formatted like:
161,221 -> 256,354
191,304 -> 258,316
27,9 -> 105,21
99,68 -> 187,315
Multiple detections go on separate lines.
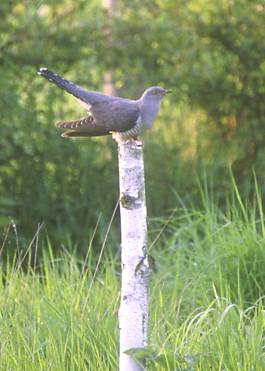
37,67 -> 91,106
56,116 -> 110,137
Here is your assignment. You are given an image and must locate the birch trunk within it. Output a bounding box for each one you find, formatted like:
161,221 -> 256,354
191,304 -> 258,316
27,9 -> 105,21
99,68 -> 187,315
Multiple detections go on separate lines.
118,140 -> 149,371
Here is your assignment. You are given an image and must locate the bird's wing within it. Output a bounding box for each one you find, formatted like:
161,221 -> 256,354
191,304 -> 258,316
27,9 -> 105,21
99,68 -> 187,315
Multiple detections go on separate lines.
90,99 -> 140,132
38,68 -> 115,107
56,99 -> 140,137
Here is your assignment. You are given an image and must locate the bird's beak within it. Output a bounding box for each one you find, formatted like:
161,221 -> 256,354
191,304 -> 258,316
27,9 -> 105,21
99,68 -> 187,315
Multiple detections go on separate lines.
163,89 -> 172,95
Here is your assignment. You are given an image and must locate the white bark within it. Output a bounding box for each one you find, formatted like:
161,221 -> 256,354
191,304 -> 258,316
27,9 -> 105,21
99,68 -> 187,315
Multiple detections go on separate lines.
118,140 -> 149,371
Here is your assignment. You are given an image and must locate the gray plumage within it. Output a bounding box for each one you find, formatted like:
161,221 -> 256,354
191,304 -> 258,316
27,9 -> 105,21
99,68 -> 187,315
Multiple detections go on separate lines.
37,67 -> 170,140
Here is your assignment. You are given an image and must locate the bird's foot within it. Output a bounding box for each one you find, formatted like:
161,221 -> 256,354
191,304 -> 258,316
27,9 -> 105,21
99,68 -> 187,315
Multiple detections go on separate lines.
112,133 -> 143,147
132,137 -> 143,147
121,138 -> 143,147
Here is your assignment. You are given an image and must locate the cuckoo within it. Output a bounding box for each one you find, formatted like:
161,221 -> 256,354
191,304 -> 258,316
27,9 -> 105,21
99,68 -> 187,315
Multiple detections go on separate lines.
38,68 -> 171,141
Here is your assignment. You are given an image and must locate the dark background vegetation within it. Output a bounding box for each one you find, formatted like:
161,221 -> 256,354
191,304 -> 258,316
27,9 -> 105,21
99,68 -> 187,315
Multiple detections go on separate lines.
1,0 -> 265,255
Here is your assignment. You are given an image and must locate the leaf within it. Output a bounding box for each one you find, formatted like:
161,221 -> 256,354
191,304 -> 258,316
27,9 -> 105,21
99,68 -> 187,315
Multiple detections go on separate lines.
124,346 -> 158,362
124,347 -> 186,369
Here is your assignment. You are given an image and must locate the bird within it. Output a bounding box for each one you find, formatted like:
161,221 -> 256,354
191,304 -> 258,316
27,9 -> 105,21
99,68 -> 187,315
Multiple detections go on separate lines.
37,67 -> 171,141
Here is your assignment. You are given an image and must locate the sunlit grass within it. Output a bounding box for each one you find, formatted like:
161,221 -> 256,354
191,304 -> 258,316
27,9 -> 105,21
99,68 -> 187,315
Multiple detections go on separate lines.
1,182 -> 265,369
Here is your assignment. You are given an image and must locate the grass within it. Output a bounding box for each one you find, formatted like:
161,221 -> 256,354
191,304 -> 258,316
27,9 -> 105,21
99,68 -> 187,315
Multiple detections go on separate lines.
1,183 -> 265,370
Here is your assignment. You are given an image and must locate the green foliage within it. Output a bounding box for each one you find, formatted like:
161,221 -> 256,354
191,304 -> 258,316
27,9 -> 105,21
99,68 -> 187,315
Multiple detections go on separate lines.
176,0 -> 265,182
1,191 -> 265,368
0,0 -> 264,250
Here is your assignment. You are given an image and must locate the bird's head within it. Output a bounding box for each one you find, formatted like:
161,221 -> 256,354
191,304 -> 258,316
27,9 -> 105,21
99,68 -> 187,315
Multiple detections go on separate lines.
141,86 -> 171,102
